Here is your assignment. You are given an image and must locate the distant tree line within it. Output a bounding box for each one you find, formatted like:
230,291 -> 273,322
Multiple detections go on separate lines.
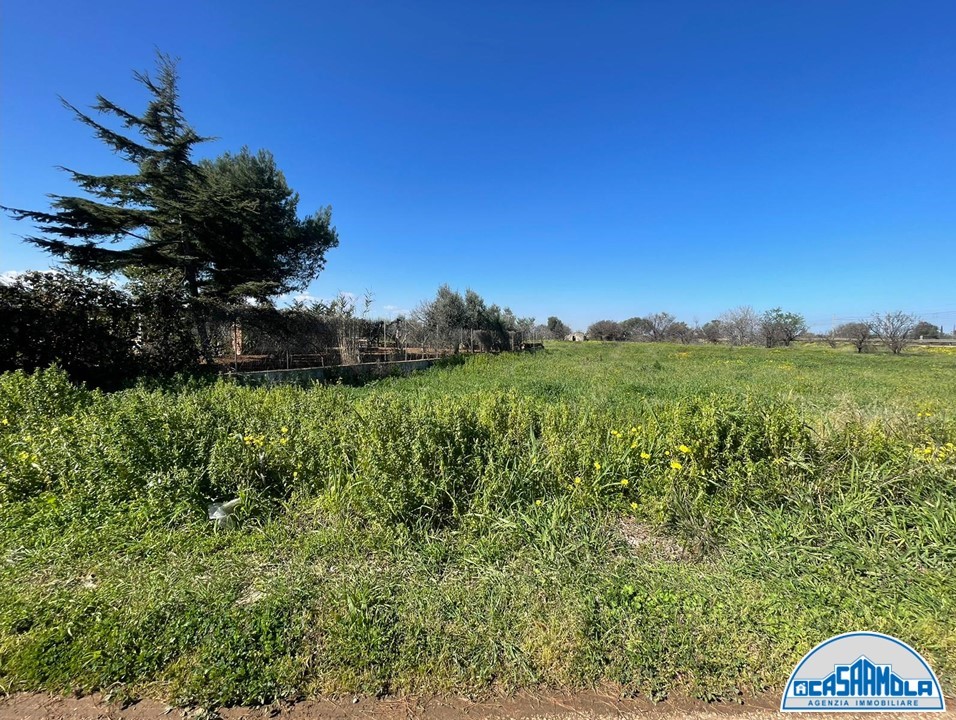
544,307 -> 944,355
575,307 -> 808,347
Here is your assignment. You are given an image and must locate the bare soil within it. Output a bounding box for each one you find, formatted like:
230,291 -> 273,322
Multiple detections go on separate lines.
1,690 -> 951,720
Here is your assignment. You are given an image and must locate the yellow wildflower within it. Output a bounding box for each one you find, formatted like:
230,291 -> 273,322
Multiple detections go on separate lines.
678,444 -> 691,454
535,499 -> 542,506
0,418 -> 8,425
630,502 -> 638,510
620,478 -> 629,487
670,460 -> 683,470
640,452 -> 651,460
594,461 -> 601,471
280,438 -> 288,446
281,426 -> 289,433
573,476 -> 582,485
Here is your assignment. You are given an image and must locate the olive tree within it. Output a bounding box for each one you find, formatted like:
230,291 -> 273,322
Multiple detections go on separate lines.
760,307 -> 807,347
669,321 -> 694,344
546,316 -> 571,340
621,316 -> 653,342
700,319 -> 722,343
587,320 -> 624,341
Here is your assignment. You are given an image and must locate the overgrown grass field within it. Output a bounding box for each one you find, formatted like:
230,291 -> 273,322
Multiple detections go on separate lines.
1,342 -> 954,705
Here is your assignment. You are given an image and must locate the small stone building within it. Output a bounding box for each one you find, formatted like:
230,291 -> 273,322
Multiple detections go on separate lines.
566,332 -> 587,342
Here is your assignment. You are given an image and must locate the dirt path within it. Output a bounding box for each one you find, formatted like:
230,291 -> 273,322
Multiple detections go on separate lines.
1,690 -> 952,720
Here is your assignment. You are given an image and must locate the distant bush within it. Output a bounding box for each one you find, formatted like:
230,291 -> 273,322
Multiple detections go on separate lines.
912,320 -> 941,340
587,319 -> 624,341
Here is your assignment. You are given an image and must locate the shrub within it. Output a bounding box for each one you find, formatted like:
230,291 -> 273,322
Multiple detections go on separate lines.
0,271 -> 136,388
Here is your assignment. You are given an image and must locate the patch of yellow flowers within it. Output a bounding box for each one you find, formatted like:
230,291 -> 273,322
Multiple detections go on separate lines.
238,426 -> 293,448
913,442 -> 954,463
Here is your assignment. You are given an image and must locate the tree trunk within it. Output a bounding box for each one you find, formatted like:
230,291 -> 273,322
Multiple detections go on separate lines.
182,248 -> 215,365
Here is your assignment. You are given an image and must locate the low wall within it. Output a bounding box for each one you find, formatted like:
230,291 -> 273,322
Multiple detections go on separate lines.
232,357 -> 439,386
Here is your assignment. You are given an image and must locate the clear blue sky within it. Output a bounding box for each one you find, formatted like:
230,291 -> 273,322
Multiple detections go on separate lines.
2,1 -> 954,332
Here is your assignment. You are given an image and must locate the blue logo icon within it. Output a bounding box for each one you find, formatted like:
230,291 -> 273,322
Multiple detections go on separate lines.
781,632 -> 946,712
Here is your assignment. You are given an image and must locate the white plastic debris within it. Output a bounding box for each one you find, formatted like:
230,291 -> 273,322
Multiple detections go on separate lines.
208,498 -> 242,529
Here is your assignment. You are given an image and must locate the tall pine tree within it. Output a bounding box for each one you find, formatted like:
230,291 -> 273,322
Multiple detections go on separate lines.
5,54 -> 208,280
3,53 -> 339,359
195,147 -> 339,302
